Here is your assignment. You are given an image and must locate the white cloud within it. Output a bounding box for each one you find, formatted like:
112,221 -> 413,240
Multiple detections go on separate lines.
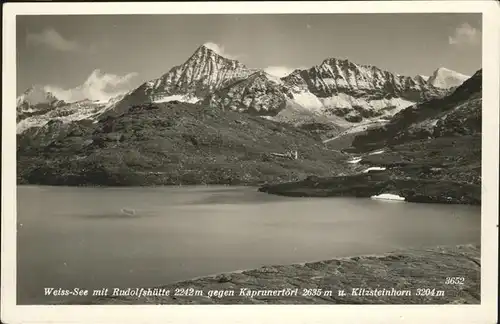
26,28 -> 82,52
448,23 -> 481,46
46,69 -> 138,103
264,66 -> 306,78
203,42 -> 239,59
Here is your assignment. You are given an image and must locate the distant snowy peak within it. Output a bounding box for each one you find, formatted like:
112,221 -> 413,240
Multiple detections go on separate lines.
16,85 -> 62,111
427,67 -> 470,89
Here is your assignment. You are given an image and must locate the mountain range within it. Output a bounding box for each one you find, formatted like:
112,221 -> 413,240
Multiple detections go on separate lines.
260,69 -> 482,204
16,43 -> 482,204
17,44 -> 470,134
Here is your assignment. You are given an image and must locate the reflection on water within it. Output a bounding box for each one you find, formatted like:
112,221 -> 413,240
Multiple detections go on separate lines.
17,185 -> 480,304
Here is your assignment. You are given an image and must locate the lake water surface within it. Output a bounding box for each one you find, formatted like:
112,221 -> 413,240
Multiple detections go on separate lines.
17,185 -> 481,304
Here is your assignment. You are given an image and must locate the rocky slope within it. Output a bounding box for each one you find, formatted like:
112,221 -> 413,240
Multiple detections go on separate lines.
202,71 -> 289,115
68,244 -> 480,305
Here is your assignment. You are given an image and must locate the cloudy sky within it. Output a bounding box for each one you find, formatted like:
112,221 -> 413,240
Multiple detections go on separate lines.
17,13 -> 482,101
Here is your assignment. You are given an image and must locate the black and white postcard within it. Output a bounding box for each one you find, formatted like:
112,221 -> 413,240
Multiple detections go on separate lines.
2,1 -> 499,323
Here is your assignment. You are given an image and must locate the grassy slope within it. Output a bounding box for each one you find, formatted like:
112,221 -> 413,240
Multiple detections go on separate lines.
259,135 -> 481,205
18,102 -> 352,186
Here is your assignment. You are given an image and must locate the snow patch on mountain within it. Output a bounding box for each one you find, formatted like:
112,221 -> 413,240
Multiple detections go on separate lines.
347,157 -> 362,164
368,149 -> 385,155
289,92 -> 324,113
154,95 -> 200,104
264,99 -> 332,126
363,166 -> 386,173
286,90 -> 415,123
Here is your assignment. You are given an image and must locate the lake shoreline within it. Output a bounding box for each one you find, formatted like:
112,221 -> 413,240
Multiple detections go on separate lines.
72,244 -> 480,305
258,174 -> 481,206
18,174 -> 481,206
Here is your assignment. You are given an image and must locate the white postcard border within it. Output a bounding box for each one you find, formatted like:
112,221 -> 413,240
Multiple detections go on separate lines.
2,2 -> 499,324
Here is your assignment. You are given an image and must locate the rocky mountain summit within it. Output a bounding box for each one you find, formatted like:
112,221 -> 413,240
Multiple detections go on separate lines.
107,44 -> 258,117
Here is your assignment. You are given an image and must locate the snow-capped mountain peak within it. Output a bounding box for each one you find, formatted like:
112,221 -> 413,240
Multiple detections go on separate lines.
427,67 -> 470,89
107,44 -> 257,113
16,85 -> 60,109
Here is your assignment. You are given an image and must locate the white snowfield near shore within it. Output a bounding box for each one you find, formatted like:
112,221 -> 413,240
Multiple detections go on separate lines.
363,166 -> 386,173
371,193 -> 406,201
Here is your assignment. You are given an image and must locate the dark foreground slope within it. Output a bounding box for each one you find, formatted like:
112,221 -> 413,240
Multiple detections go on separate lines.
18,102 -> 349,186
259,70 -> 482,204
71,244 -> 480,305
